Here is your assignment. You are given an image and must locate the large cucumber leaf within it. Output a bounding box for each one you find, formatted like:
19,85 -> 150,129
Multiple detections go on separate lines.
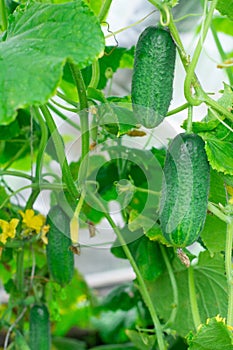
187,316 -> 233,350
147,251 -> 228,337
0,1 -> 104,124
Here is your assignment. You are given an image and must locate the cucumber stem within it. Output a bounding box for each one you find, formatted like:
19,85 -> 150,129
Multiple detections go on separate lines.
26,107 -> 49,209
188,266 -> 201,330
225,219 -> 233,327
186,105 -> 193,133
160,245 -> 179,327
89,60 -> 100,89
47,103 -> 80,130
208,202 -> 231,224
69,63 -> 89,189
166,102 -> 189,117
98,0 -> 113,22
87,191 -> 166,350
0,0 -> 8,31
40,105 -> 78,199
183,0 -> 219,105
211,25 -> 233,86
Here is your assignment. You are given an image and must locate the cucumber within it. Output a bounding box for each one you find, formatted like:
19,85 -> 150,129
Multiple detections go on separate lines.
46,205 -> 74,286
29,304 -> 51,350
131,26 -> 176,128
159,133 -> 210,248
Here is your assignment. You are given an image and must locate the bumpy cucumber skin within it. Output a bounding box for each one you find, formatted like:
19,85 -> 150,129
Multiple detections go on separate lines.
131,26 -> 176,128
159,133 -> 210,248
29,304 -> 51,350
46,205 -> 74,286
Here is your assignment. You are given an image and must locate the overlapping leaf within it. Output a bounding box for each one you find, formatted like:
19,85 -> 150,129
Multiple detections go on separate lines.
0,1 -> 105,124
147,251 -> 228,337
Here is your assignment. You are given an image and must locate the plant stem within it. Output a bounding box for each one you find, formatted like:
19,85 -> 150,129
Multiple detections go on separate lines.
183,0 -> 218,105
188,266 -> 201,330
168,5 -> 233,122
16,248 -> 24,296
225,219 -> 233,327
186,105 -> 193,133
87,191 -> 166,350
0,170 -> 32,181
98,0 -> 113,22
211,25 -> 233,86
40,105 -> 78,199
15,246 -> 24,330
168,13 -> 203,106
69,63 -> 89,188
47,102 -> 80,130
56,91 -> 79,107
89,61 -> 100,89
26,107 -> 49,209
0,0 -> 8,31
160,245 -> 178,327
147,0 -> 163,11
166,102 -> 189,117
208,202 -> 231,224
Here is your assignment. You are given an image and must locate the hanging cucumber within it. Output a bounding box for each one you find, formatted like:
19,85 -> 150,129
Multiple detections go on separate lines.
131,26 -> 176,128
159,133 -> 210,248
46,205 -> 74,286
29,304 -> 51,350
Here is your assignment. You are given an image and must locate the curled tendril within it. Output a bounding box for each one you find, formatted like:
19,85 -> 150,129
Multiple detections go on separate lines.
101,21 -> 119,56
160,4 -> 170,27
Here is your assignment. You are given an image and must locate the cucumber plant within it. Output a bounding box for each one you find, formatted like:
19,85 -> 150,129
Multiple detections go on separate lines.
0,0 -> 233,350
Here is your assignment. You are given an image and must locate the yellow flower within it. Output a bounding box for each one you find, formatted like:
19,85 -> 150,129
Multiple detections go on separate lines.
19,209 -> 46,234
0,218 -> 19,244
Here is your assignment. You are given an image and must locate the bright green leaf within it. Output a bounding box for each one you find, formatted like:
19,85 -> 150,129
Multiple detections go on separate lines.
216,0 -> 233,21
212,16 -> 233,36
209,169 -> 227,205
203,136 -> 233,175
147,251 -> 228,337
187,316 -> 233,349
84,0 -> 103,16
125,329 -> 156,350
201,214 -> 227,254
0,1 -> 104,124
119,46 -> 135,69
92,309 -> 137,344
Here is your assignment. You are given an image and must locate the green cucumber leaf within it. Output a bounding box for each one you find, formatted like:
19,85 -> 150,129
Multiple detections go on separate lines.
212,16 -> 233,36
209,168 -> 227,205
182,119 -> 220,133
111,230 -> 171,281
100,283 -> 141,312
216,0 -> 233,21
92,309 -> 137,344
119,46 -> 135,69
200,214 -> 227,254
147,251 -> 228,337
81,46 -> 128,90
187,316 -> 233,349
84,0 -> 103,16
125,329 -> 156,350
202,136 -> 233,175
0,1 -> 104,124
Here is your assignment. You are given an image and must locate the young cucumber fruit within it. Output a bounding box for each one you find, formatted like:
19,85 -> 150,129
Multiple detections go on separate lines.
159,133 -> 210,248
29,304 -> 51,350
46,205 -> 74,286
131,26 -> 176,128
